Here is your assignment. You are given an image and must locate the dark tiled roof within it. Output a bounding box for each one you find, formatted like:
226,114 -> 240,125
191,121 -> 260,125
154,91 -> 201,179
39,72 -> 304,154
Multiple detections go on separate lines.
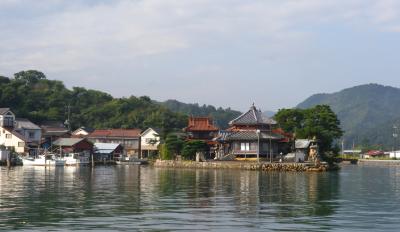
0,108 -> 11,115
225,130 -> 283,141
16,118 -> 41,130
184,117 -> 219,132
229,105 -> 276,126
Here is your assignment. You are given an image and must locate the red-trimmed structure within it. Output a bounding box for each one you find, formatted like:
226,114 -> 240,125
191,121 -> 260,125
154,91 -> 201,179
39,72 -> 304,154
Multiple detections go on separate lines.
184,116 -> 219,141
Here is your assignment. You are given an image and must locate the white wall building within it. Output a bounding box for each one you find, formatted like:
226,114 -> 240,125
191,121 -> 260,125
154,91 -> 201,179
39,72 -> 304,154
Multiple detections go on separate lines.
140,128 -> 160,158
0,108 -> 26,153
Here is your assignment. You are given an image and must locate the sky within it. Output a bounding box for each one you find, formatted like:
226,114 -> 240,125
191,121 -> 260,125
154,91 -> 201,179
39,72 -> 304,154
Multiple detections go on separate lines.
1,0 -> 400,112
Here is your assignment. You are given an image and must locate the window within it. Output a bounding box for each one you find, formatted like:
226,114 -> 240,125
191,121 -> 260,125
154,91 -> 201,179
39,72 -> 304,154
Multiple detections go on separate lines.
29,132 -> 35,139
240,142 -> 250,151
18,142 -> 24,147
5,134 -> 11,139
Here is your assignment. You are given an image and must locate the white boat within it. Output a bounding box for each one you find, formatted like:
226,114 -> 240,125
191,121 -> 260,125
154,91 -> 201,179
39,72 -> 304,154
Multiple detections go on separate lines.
62,153 -> 90,166
22,155 -> 65,166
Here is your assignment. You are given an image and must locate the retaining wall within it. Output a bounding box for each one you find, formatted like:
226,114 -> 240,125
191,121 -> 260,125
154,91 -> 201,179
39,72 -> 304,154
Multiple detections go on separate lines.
153,160 -> 332,172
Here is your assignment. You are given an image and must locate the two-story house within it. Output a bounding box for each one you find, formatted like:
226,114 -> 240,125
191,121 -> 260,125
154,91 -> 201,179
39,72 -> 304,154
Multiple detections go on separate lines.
0,108 -> 27,154
140,128 -> 161,158
15,118 -> 42,155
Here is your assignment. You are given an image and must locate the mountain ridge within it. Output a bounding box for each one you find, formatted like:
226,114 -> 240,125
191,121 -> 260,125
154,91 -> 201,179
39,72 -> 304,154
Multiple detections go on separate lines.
297,83 -> 400,149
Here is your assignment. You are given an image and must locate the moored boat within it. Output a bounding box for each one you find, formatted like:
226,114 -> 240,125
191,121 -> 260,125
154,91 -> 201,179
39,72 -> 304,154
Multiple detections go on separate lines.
22,154 -> 65,166
62,153 -> 90,166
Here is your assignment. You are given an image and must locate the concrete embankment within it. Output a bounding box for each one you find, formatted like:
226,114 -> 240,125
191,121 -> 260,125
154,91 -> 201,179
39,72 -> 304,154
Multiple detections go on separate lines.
153,160 -> 333,172
358,159 -> 400,166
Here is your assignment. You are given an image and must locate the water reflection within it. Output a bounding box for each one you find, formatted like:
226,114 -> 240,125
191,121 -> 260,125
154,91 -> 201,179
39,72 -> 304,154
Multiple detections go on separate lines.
2,165 -> 398,231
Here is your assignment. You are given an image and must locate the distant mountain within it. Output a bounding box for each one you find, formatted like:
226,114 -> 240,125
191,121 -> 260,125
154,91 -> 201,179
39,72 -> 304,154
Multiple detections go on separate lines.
297,84 -> 400,149
159,100 -> 242,129
263,110 -> 276,117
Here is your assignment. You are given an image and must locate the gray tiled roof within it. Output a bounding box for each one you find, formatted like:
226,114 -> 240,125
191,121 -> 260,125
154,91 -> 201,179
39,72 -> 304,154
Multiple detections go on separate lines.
53,138 -> 86,147
0,108 -> 11,115
225,131 -> 283,141
229,105 -> 276,126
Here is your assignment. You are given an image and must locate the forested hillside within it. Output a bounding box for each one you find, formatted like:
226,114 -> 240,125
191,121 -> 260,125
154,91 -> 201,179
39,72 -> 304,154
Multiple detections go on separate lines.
297,84 -> 400,149
0,70 -> 240,133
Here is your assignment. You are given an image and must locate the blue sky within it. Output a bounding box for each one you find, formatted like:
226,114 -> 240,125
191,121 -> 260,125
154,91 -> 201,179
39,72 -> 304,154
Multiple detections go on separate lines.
1,0 -> 400,111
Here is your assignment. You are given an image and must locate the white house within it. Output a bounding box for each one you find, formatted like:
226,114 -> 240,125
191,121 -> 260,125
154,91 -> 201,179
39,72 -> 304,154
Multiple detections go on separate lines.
140,128 -> 161,158
0,108 -> 27,154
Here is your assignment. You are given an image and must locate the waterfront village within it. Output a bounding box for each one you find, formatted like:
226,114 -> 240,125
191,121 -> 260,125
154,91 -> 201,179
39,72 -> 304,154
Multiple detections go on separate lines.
0,105 -> 329,171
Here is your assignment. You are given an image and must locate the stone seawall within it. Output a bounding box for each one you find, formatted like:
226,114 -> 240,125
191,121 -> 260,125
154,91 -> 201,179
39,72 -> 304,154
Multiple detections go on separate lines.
153,160 -> 332,172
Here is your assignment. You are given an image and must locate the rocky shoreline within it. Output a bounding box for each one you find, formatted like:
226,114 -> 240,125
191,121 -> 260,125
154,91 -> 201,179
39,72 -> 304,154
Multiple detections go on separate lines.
153,160 -> 336,172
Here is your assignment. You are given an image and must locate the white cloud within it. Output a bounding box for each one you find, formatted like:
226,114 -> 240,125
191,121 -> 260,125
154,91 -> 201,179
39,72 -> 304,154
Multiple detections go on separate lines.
2,0 -> 400,73
2,0 -> 400,109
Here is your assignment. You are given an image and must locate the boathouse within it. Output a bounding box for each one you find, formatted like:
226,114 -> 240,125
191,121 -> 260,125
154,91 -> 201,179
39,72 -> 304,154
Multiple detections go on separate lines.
53,138 -> 93,156
94,142 -> 123,161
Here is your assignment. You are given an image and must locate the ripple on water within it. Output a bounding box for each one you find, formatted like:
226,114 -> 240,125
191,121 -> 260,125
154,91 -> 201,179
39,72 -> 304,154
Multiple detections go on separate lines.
1,165 -> 400,231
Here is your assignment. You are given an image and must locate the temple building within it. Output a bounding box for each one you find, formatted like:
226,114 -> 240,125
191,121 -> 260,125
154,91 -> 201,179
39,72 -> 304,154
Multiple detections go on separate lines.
184,116 -> 219,142
213,105 -> 290,160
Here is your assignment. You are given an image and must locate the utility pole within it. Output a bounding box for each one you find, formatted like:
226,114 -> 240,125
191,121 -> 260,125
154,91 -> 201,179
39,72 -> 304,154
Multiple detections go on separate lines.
65,104 -> 71,132
393,125 -> 398,159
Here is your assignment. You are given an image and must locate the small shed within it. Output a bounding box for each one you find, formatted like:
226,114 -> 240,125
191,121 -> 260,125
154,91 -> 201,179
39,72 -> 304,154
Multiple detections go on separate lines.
94,143 -> 123,161
53,138 -> 93,155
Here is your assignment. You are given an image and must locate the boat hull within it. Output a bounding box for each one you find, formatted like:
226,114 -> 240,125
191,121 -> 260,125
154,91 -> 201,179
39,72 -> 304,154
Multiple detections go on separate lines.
22,158 -> 65,166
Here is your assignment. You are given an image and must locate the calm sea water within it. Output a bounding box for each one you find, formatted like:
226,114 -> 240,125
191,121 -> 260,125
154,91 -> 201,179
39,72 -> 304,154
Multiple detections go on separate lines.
0,164 -> 400,231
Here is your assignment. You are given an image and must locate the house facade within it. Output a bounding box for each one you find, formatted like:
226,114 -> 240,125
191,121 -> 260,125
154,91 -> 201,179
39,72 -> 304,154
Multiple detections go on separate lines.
88,129 -> 141,158
214,105 -> 289,160
40,121 -> 70,149
15,118 -> 42,155
140,128 -> 160,158
0,108 -> 27,154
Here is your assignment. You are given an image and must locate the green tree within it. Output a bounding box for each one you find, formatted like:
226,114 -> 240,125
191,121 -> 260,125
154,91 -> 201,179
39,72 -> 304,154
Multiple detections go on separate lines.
182,140 -> 208,160
162,134 -> 184,159
14,70 -> 46,84
275,105 -> 343,162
